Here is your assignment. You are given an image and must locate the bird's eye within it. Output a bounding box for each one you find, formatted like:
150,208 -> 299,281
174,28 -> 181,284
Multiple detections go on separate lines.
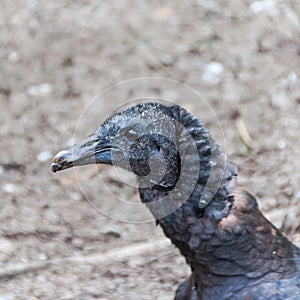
125,128 -> 139,142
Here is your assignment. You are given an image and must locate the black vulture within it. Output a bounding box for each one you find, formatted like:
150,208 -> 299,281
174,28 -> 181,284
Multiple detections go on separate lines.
52,102 -> 300,300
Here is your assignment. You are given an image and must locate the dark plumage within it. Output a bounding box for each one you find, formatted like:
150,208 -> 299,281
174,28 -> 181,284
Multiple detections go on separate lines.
52,102 -> 300,299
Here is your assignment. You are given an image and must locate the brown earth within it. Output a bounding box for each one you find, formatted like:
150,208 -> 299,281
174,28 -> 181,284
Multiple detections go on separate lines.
0,1 -> 300,299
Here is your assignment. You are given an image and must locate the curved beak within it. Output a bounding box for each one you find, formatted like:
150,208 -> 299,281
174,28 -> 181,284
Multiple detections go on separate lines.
51,133 -> 113,173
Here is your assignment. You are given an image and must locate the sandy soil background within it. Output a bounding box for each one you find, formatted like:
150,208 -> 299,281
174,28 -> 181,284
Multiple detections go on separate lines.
0,1 -> 300,299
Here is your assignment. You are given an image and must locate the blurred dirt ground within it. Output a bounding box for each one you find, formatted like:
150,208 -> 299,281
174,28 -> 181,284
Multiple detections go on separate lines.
0,1 -> 300,299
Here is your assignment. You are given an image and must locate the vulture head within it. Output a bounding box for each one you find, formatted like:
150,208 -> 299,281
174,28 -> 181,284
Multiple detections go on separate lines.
52,103 -> 181,185
52,102 -> 236,217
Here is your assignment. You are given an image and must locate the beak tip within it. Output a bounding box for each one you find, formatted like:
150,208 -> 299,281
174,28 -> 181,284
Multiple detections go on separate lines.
51,149 -> 73,172
51,162 -> 61,173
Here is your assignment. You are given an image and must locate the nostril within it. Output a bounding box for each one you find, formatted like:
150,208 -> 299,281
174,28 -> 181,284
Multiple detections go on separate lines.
153,141 -> 162,153
83,138 -> 98,148
158,146 -> 165,156
156,144 -> 164,155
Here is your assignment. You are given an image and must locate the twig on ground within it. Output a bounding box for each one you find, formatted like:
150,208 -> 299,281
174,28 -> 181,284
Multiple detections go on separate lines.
0,239 -> 171,280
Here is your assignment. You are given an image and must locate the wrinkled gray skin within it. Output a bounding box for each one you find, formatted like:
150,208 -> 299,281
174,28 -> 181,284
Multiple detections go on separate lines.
52,102 -> 300,300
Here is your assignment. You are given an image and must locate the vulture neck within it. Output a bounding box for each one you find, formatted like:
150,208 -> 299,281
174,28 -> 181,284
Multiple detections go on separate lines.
138,106 -> 297,296
140,174 -> 296,296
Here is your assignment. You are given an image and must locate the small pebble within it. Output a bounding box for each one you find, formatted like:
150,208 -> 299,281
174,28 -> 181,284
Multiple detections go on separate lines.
160,54 -> 174,66
202,62 -> 224,84
37,150 -> 53,162
71,192 -> 81,201
271,91 -> 290,108
2,183 -> 17,193
0,294 -> 16,300
72,238 -> 84,248
278,72 -> 298,88
38,253 -> 47,260
0,238 -> 14,257
37,274 -> 47,282
27,83 -> 52,97
287,72 -> 297,84
8,51 -> 19,63
277,140 -> 286,150
20,256 -> 28,263
250,0 -> 278,16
